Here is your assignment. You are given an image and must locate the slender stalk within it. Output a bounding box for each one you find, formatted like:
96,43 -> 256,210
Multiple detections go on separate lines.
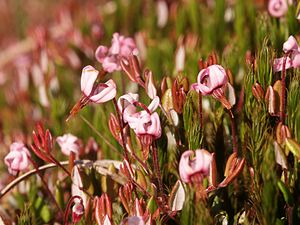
112,98 -> 133,165
280,53 -> 288,124
198,91 -> 203,136
152,141 -> 165,201
79,115 -> 122,156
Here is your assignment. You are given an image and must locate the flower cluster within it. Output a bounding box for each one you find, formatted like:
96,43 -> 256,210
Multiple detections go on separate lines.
95,33 -> 138,73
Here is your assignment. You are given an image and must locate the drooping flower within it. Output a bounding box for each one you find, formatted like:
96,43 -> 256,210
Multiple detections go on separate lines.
268,0 -> 293,18
67,66 -> 117,121
95,33 -> 138,73
56,133 -> 80,156
72,202 -> 84,223
80,65 -> 117,103
273,36 -> 300,72
179,149 -> 212,183
191,65 -> 232,109
121,96 -> 161,142
191,65 -> 227,95
4,142 -> 31,175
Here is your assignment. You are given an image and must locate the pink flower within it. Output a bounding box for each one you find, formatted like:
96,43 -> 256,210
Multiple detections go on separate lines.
4,142 -> 31,175
80,65 -> 117,103
120,95 -> 161,144
179,149 -> 212,183
117,93 -> 139,121
191,65 -> 232,109
268,0 -> 292,18
273,36 -> 300,72
95,33 -> 138,73
72,202 -> 84,223
56,133 -> 80,156
191,65 -> 228,95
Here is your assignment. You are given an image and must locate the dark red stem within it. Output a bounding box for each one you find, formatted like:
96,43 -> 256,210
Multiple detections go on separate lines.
280,53 -> 288,124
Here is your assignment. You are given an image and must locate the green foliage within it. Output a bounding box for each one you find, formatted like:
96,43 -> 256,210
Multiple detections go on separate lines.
183,91 -> 202,150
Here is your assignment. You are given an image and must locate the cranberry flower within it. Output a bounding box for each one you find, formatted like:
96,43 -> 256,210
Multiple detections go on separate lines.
119,95 -> 161,146
95,33 -> 138,73
179,149 -> 212,183
273,36 -> 300,72
81,65 -> 117,103
56,133 -> 80,156
67,66 -> 117,121
191,65 -> 232,109
4,142 -> 31,175
268,0 -> 292,18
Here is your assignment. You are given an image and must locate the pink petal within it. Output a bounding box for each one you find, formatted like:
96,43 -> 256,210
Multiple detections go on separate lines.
81,65 -> 99,96
273,57 -> 293,72
95,46 -> 108,63
283,36 -> 299,53
89,79 -> 117,103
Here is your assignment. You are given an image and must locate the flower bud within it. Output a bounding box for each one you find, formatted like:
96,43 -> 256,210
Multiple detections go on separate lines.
276,122 -> 291,144
252,82 -> 264,102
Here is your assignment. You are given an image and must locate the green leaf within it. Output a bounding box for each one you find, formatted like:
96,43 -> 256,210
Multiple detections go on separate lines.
277,180 -> 294,206
285,138 -> 300,159
40,205 -> 51,223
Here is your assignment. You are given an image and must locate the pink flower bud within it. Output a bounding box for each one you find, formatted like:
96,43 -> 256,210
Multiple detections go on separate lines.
268,0 -> 292,18
179,149 -> 212,183
72,202 -> 84,223
56,133 -> 80,156
4,142 -> 31,175
191,65 -> 228,95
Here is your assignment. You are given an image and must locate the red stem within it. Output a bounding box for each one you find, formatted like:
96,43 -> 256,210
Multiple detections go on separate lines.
280,53 -> 288,124
198,91 -> 203,131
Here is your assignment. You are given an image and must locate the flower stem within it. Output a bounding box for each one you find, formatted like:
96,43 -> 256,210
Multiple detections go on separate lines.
152,141 -> 165,202
198,91 -> 203,137
112,98 -> 130,161
280,53 -> 288,124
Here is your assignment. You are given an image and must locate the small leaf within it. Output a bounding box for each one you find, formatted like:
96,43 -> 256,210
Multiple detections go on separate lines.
285,138 -> 300,159
169,180 -> 185,211
147,196 -> 158,214
277,180 -> 294,206
40,205 -> 51,223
